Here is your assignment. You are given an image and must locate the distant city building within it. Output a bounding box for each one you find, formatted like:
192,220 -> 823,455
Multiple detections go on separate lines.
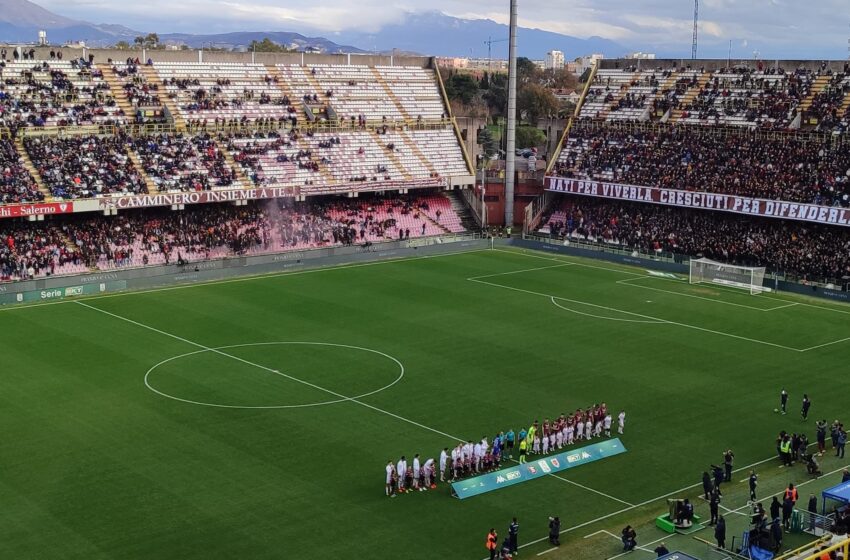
532,59 -> 546,70
466,58 -> 508,72
574,53 -> 604,75
565,62 -> 578,73
436,57 -> 470,70
625,52 -> 656,59
545,50 -> 565,70
38,30 -> 47,46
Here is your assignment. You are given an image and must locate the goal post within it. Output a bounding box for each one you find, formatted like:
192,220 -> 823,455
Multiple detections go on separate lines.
689,258 -> 767,295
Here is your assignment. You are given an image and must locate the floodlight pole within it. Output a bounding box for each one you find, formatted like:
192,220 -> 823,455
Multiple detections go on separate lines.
504,0 -> 518,228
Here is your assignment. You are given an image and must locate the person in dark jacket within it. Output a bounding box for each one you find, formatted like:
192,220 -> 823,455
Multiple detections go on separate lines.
621,525 -> 637,551
711,465 -> 724,494
771,518 -> 783,551
770,496 -> 781,521
724,450 -> 734,482
782,496 -> 794,531
749,470 -> 758,502
548,517 -> 560,546
702,471 -> 713,500
808,494 -> 819,532
508,517 -> 518,554
654,542 -> 670,557
715,516 -> 726,549
842,469 -> 850,483
710,490 -> 720,525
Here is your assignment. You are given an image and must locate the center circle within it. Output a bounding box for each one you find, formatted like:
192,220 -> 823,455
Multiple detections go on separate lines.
144,342 -> 405,409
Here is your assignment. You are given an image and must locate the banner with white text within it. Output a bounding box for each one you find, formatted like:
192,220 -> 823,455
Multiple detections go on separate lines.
544,176 -> 850,228
450,438 -> 627,500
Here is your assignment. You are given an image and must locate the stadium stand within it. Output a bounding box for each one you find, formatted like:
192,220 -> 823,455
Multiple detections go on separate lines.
0,193 -> 466,281
0,59 -> 126,130
129,133 -> 242,192
152,62 -> 297,126
0,138 -> 44,203
552,121 -> 850,206
539,196 -> 850,284
24,133 -> 147,199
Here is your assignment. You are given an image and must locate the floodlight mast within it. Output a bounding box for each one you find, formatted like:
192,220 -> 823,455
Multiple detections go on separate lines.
504,0 -> 518,227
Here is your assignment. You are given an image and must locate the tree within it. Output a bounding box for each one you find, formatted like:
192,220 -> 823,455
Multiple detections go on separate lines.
444,74 -> 479,106
249,38 -> 295,53
134,34 -> 160,49
480,71 -> 490,90
484,72 -> 507,117
476,126 -> 499,160
515,126 -> 545,150
517,57 -> 542,87
518,83 -> 559,124
542,68 -> 578,91
114,40 -> 130,50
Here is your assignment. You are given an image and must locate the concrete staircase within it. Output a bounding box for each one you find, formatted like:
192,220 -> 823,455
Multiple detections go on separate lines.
265,64 -> 295,100
447,190 -> 479,231
220,147 -> 253,188
139,65 -> 186,131
400,130 -> 437,176
375,131 -> 412,180
125,149 -> 158,194
598,73 -> 638,119
296,135 -> 335,185
421,211 -> 450,234
14,137 -> 51,200
670,73 -> 710,122
98,64 -> 135,121
799,74 -> 833,112
371,68 -> 411,121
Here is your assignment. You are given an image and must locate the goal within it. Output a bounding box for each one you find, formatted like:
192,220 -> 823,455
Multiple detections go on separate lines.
689,258 -> 767,295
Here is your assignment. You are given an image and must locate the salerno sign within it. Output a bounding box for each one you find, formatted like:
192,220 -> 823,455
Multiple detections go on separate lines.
0,202 -> 74,219
545,176 -> 850,228
450,438 -> 627,500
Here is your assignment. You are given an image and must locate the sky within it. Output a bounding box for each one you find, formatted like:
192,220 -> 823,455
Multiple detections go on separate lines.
36,0 -> 850,59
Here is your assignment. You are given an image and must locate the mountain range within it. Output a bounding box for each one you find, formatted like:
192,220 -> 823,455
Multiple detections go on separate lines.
0,0 -> 630,58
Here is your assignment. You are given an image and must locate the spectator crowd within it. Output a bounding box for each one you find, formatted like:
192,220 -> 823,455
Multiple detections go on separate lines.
542,196 -> 850,284
555,123 -> 850,207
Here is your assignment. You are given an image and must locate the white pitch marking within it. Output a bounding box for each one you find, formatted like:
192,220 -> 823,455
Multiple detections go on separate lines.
144,342 -> 406,409
498,247 -> 850,320
493,446 -> 826,559
536,547 -> 559,556
799,336 -> 850,353
551,297 -> 667,324
468,275 -> 802,351
466,263 -> 574,281
76,300 -> 632,508
616,276 -> 775,312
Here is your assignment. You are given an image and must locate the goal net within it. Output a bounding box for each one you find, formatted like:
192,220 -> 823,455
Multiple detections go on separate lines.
689,258 -> 767,295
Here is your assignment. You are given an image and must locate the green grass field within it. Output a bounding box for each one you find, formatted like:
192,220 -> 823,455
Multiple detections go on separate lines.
3,246 -> 850,559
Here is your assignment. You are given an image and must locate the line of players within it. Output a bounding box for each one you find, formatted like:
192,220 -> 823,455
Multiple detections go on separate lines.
384,404 -> 626,496
517,405 -> 626,464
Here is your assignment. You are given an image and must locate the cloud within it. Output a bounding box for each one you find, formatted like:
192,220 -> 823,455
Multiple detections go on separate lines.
36,0 -> 850,58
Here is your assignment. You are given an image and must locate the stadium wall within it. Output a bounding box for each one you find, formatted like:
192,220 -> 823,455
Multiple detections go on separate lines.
0,236 -> 488,305
600,58 -> 850,72
2,45 -> 430,68
505,238 -> 850,303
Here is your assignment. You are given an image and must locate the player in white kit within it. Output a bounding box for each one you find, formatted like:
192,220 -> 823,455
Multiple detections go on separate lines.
618,410 -> 626,434
412,454 -> 421,490
604,413 -> 612,437
439,448 -> 448,482
396,456 -> 408,493
386,460 -> 396,497
585,419 -> 593,440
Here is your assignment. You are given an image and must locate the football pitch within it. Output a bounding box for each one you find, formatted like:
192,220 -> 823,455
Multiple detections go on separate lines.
3,246 -> 850,559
